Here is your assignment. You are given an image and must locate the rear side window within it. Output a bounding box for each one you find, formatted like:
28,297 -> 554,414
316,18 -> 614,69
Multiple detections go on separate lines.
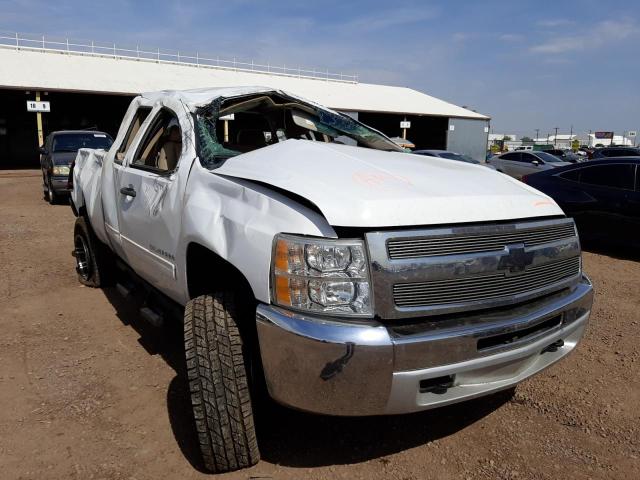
115,107 -> 152,164
579,164 -> 635,190
500,152 -> 520,161
602,148 -> 638,157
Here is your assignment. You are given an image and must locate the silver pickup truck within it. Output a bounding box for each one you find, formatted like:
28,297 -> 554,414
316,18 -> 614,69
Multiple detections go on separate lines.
70,87 -> 593,473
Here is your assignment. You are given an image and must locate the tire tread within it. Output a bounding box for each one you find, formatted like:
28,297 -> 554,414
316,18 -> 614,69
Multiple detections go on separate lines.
184,292 -> 259,473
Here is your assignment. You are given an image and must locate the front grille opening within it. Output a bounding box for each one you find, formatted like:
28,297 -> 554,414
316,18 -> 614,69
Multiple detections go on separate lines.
393,256 -> 580,309
477,314 -> 562,351
419,375 -> 455,394
387,221 -> 576,259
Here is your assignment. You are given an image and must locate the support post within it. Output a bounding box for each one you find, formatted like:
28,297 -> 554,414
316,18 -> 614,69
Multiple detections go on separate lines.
35,91 -> 44,147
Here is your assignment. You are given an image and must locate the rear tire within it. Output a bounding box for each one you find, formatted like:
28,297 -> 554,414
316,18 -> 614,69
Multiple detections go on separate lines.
73,216 -> 113,287
184,292 -> 260,473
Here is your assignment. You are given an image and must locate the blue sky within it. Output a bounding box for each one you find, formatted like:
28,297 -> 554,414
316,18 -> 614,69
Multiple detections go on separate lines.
2,0 -> 639,138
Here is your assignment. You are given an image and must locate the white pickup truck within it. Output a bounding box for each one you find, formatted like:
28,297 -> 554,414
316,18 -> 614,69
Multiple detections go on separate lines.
71,87 -> 593,473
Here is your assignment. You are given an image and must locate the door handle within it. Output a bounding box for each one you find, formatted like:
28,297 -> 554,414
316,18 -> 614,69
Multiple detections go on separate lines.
120,186 -> 136,197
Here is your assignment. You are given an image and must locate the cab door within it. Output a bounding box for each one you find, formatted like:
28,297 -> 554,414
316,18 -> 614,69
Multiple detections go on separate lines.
496,152 -> 522,177
101,103 -> 152,260
116,106 -> 187,299
576,162 -> 638,238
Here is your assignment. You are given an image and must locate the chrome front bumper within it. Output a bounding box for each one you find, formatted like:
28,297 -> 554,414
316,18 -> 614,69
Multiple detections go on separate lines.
256,275 -> 593,416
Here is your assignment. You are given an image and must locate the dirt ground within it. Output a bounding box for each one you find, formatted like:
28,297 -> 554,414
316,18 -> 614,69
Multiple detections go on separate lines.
1,170 -> 638,480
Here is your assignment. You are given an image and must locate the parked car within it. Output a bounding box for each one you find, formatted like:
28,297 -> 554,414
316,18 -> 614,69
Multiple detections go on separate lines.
412,149 -> 496,169
40,130 -> 113,203
487,150 -> 572,179
542,148 -> 583,163
71,87 -> 592,473
590,146 -> 640,159
522,158 -> 640,244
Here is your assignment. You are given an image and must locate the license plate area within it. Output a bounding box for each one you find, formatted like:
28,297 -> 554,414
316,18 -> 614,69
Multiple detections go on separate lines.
477,314 -> 562,351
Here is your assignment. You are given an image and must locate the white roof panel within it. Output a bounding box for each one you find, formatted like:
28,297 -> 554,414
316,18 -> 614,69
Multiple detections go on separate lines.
0,46 -> 489,120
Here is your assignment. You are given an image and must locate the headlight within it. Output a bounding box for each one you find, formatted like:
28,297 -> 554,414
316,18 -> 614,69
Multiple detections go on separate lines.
271,234 -> 373,317
52,165 -> 70,176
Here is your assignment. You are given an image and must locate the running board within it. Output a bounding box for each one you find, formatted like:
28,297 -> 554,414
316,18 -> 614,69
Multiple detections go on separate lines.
139,306 -> 164,328
116,282 -> 134,298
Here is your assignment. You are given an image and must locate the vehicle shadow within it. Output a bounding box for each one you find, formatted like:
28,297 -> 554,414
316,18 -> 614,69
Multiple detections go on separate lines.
256,389 -> 512,467
101,286 -> 207,473
101,286 -> 512,470
582,239 -> 640,262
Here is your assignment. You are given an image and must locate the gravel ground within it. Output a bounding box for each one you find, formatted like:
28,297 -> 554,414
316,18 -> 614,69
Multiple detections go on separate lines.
0,170 -> 638,480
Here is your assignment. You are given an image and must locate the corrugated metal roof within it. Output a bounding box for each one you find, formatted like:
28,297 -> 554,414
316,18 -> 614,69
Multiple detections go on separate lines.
0,46 -> 489,120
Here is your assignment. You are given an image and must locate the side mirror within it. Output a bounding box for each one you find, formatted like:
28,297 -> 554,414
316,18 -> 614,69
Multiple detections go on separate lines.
532,160 -> 540,166
39,147 -> 48,155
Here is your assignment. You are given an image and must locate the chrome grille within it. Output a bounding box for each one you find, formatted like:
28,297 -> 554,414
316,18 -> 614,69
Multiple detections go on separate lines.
365,218 -> 582,319
388,222 -> 576,259
393,256 -> 580,308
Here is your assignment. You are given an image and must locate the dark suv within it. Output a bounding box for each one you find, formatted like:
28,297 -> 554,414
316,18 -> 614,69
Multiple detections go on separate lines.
40,130 -> 113,204
590,146 -> 640,160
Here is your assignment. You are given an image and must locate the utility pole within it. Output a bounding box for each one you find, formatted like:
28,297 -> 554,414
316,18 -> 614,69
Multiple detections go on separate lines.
535,129 -> 540,143
554,127 -> 559,147
569,125 -> 573,150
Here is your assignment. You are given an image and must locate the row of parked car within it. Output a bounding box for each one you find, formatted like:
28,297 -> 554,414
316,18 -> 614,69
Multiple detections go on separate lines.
487,147 -> 640,246
40,127 -> 637,251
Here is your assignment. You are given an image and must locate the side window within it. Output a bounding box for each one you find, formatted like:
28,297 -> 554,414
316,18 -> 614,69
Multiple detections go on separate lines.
131,109 -> 182,173
579,164 -> 635,190
600,149 -> 615,157
521,153 -> 539,164
115,107 -> 152,164
501,152 -> 520,161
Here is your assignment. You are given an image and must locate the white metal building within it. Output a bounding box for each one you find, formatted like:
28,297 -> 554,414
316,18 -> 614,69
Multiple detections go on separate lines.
533,135 -> 577,150
587,134 -> 633,147
0,33 -> 490,167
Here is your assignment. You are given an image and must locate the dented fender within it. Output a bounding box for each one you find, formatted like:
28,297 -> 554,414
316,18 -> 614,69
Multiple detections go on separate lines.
178,162 -> 336,304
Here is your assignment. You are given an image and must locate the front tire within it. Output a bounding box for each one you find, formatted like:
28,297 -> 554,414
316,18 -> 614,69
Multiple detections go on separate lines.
184,293 -> 260,473
47,176 -> 57,205
73,217 -> 113,287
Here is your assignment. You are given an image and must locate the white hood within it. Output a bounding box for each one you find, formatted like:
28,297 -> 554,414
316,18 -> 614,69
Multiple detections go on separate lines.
215,140 -> 563,227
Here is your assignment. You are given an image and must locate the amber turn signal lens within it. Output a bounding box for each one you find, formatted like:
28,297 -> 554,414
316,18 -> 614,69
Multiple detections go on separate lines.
275,275 -> 291,306
275,238 -> 289,273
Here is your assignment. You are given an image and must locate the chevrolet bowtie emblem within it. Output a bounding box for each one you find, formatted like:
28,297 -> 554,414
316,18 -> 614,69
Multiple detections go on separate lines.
498,244 -> 534,274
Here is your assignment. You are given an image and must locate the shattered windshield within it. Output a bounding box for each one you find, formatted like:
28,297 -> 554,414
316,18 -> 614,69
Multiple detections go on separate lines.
195,92 -> 402,169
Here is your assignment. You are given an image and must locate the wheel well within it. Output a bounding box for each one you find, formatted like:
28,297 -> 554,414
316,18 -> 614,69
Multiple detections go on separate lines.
186,243 -> 256,301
